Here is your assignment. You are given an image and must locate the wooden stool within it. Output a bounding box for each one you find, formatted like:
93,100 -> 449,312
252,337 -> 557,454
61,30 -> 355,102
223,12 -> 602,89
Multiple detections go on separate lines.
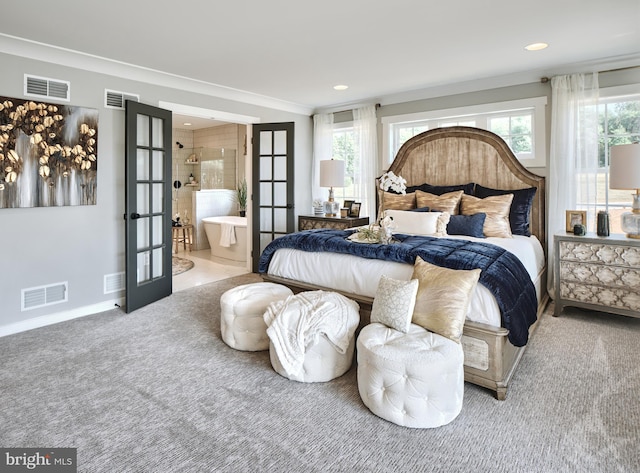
172,224 -> 193,253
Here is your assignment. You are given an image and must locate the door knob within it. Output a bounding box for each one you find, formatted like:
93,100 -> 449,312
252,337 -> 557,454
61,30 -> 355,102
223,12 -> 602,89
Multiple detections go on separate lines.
130,212 -> 141,220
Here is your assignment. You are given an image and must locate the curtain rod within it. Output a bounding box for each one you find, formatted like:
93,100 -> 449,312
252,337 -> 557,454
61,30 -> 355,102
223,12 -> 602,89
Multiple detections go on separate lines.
540,64 -> 640,83
329,103 -> 381,115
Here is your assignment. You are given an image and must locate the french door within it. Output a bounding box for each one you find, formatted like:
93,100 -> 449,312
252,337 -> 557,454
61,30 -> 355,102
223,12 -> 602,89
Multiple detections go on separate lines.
252,122 -> 295,271
124,101 -> 173,313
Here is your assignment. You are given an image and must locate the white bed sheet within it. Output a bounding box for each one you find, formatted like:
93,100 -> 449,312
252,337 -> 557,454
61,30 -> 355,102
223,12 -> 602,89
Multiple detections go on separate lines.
266,234 -> 545,328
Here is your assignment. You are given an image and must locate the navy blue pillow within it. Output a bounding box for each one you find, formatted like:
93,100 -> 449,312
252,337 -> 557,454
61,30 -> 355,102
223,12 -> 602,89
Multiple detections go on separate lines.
447,213 -> 486,238
410,206 -> 431,212
406,182 -> 475,196
474,184 -> 537,237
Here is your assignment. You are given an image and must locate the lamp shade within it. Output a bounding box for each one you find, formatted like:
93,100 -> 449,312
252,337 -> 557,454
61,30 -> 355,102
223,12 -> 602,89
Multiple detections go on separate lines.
319,159 -> 345,188
610,143 -> 640,190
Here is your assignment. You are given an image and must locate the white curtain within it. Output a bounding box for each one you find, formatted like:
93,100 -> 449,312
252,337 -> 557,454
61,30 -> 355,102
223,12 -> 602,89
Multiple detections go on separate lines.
548,73 -> 599,297
352,105 -> 378,219
312,113 -> 334,206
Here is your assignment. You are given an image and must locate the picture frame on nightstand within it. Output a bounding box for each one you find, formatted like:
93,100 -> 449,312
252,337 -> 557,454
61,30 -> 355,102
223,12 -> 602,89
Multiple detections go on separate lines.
349,202 -> 361,218
566,210 -> 587,232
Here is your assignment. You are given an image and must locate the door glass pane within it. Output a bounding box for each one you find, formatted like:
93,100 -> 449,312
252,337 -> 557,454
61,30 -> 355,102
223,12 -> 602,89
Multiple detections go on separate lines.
152,117 -> 164,148
260,156 -> 272,180
137,150 -> 149,180
260,131 -> 272,154
152,150 -> 164,180
137,114 -> 149,147
152,215 -> 163,246
274,182 -> 287,206
274,130 -> 287,154
152,248 -> 163,278
137,251 -> 150,284
152,183 -> 163,213
137,183 -> 149,214
260,234 -> 273,254
274,208 -> 287,233
260,208 -> 272,231
260,182 -> 272,206
274,156 -> 287,180
137,218 -> 149,250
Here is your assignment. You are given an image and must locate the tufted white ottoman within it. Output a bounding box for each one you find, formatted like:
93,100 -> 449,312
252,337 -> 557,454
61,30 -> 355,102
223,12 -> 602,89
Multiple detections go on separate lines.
220,282 -> 293,351
265,291 -> 360,383
357,323 -> 464,428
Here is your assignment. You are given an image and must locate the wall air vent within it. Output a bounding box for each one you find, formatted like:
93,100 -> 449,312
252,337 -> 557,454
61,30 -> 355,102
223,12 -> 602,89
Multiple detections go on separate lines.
104,272 -> 125,294
105,89 -> 140,110
21,282 -> 68,311
24,74 -> 70,101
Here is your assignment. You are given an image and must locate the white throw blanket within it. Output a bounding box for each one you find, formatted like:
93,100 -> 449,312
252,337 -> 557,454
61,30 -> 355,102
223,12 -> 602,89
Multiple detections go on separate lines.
219,223 -> 237,248
264,291 -> 360,378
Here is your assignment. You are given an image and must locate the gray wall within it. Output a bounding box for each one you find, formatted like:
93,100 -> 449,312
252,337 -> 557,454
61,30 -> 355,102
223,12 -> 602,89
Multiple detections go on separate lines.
0,52 -> 312,331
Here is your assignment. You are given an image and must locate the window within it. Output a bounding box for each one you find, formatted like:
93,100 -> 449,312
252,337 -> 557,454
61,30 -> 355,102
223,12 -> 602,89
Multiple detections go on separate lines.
382,97 -> 547,167
331,124 -> 357,206
590,88 -> 640,233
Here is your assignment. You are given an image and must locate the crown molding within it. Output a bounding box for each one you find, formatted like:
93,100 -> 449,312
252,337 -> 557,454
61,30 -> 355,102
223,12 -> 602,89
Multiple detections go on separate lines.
0,33 -> 314,116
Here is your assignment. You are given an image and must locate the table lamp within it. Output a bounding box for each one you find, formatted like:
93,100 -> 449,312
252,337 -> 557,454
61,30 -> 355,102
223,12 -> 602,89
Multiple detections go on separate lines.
609,142 -> 640,238
319,159 -> 345,217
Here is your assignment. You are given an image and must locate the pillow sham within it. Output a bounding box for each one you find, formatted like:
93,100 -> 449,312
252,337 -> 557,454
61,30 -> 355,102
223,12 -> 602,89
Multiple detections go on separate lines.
370,275 -> 419,333
380,191 -> 416,212
474,184 -> 537,237
384,209 -> 450,236
410,206 -> 431,212
406,182 -> 475,196
447,213 -> 486,238
411,257 -> 481,343
415,190 -> 464,214
460,194 -> 513,238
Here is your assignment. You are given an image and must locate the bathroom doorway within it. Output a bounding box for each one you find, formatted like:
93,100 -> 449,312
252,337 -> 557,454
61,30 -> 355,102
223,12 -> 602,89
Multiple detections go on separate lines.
161,102 -> 259,291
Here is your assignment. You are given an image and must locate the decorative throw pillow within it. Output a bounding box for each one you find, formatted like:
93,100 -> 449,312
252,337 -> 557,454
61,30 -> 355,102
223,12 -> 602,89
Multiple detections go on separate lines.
384,210 -> 450,236
460,194 -> 514,238
410,206 -> 431,212
415,190 -> 464,214
380,191 -> 416,212
474,184 -> 537,236
407,182 -> 475,196
411,257 -> 481,343
447,213 -> 486,238
370,275 -> 419,333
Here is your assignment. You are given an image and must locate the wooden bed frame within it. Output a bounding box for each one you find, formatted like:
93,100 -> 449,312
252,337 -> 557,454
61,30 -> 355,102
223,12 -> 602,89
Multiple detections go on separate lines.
264,126 -> 549,400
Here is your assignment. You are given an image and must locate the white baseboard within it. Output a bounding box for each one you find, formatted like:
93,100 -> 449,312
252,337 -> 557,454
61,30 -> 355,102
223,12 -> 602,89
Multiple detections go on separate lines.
0,298 -> 125,337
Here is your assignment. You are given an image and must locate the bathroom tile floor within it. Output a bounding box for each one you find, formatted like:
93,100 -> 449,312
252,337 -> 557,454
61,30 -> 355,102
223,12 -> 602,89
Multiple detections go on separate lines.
172,247 -> 250,292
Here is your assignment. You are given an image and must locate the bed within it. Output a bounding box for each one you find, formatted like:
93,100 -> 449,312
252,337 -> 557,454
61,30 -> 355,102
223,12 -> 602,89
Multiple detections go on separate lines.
261,126 -> 548,400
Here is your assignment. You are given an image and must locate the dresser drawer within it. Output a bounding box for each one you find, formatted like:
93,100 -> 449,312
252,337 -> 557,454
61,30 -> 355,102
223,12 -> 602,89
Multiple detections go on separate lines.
559,281 -> 640,312
558,240 -> 640,267
559,261 -> 640,288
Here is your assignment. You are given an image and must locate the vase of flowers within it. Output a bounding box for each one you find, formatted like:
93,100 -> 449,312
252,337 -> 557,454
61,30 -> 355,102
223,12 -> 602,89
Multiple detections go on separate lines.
237,178 -> 247,217
379,171 -> 407,194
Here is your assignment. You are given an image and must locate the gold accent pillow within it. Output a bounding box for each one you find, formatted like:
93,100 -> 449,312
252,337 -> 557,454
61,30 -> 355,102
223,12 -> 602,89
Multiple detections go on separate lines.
460,193 -> 514,238
415,190 -> 464,214
380,191 -> 416,212
411,257 -> 481,343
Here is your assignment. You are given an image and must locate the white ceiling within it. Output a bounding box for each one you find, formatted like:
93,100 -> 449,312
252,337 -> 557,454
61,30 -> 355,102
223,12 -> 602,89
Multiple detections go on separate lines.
1,0 -> 639,126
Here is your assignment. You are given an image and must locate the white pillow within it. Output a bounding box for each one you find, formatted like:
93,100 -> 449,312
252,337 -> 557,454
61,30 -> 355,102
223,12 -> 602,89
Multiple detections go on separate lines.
384,209 -> 450,236
370,275 -> 419,333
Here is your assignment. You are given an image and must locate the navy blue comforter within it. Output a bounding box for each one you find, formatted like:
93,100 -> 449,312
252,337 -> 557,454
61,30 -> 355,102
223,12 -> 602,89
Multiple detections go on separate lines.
259,229 -> 537,346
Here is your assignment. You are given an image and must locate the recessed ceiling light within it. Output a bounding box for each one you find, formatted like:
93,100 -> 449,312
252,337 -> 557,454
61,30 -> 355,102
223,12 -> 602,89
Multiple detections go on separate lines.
183,122 -> 192,126
333,85 -> 349,91
525,42 -> 548,51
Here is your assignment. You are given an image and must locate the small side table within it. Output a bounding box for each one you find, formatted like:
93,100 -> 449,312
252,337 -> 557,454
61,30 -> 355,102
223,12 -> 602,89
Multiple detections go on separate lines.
298,215 -> 369,231
172,224 -> 193,253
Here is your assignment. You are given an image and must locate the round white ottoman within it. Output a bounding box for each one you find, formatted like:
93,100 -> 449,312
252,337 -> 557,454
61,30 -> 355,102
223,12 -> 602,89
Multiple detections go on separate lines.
220,282 -> 293,351
357,323 -> 464,428
265,291 -> 360,383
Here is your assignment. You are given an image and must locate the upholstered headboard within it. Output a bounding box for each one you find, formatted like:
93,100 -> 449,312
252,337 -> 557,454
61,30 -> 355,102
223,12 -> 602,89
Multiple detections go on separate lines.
378,126 -> 546,250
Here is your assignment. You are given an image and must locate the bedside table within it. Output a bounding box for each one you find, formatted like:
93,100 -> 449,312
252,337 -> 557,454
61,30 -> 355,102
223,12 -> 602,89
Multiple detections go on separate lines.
554,232 -> 640,318
298,215 -> 369,231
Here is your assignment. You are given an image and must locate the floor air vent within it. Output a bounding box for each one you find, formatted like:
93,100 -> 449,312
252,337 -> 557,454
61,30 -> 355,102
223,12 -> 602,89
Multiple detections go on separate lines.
24,74 -> 70,101
105,89 -> 140,110
21,282 -> 68,311
104,272 -> 125,294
